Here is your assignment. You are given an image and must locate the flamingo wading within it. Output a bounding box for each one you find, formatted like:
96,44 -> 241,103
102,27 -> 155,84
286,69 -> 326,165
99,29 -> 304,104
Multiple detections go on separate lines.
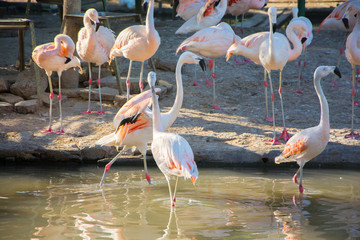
275,66 -> 341,193
97,52 -> 206,186
148,71 -> 198,208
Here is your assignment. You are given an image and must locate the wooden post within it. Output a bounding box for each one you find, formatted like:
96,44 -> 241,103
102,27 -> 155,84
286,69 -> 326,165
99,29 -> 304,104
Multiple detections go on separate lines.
18,29 -> 25,71
135,0 -> 142,14
61,0 -> 81,41
298,0 -> 305,17
29,21 -> 42,104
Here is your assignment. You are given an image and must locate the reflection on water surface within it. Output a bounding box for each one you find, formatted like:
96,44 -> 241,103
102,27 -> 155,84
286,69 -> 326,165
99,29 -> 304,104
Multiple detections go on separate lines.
0,166 -> 359,239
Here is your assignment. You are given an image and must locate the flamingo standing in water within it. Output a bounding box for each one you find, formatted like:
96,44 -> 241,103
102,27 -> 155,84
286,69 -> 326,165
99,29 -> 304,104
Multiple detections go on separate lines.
97,52 -> 206,186
175,0 -> 228,34
177,22 -> 239,109
32,34 -> 81,134
275,66 -> 341,193
291,6 -> 313,94
343,3 -> 360,138
76,8 -> 115,115
109,0 -> 160,101
148,71 -> 198,208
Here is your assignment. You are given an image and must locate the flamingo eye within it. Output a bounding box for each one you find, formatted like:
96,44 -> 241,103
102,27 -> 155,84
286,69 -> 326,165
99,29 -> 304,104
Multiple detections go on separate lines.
354,13 -> 358,18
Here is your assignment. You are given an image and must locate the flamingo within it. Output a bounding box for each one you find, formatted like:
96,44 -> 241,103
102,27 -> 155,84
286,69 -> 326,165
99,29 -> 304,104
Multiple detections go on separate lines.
32,34 -> 81,134
343,3 -> 360,138
317,0 -> 360,86
275,66 -> 341,193
97,52 -> 206,186
76,8 -> 115,115
227,14 -> 307,141
109,0 -> 160,101
177,22 -> 239,109
175,0 -> 228,34
148,71 -> 198,208
291,6 -> 313,94
226,0 -> 267,35
176,0 -> 206,20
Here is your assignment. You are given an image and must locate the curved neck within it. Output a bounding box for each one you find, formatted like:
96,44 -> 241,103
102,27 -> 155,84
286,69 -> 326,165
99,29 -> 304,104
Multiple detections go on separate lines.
286,23 -> 303,61
314,74 -> 329,130
164,57 -> 185,128
84,14 -> 94,33
151,87 -> 164,133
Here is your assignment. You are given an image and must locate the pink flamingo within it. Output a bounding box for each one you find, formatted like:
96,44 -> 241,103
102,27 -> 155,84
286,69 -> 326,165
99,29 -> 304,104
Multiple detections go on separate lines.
76,8 -> 115,115
32,34 -> 81,134
97,52 -> 206,186
275,66 -> 341,193
317,0 -> 359,86
177,22 -> 239,109
343,3 -> 360,138
291,6 -> 313,94
148,71 -> 198,208
227,16 -> 307,142
175,0 -> 228,34
176,0 -> 206,20
226,0 -> 267,35
109,0 -> 160,101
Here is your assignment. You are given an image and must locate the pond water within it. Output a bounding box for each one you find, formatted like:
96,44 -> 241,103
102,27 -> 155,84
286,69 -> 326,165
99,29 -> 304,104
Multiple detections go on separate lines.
0,166 -> 359,239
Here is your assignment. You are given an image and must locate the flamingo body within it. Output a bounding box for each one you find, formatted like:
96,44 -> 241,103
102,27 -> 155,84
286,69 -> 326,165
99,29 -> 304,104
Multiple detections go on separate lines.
175,0 -> 227,34
176,0 -> 206,20
226,0 -> 266,17
275,66 -> 341,193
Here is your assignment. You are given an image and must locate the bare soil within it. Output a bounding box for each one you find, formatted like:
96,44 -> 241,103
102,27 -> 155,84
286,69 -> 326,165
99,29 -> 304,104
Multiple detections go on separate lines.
0,4 -> 359,168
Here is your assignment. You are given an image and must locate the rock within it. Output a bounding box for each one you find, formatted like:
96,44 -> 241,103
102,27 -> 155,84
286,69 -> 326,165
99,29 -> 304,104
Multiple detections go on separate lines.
100,75 -> 118,89
0,93 -> 24,104
54,88 -> 82,98
0,102 -> 13,112
0,79 -> 9,93
150,57 -> 176,72
158,80 -> 173,92
10,67 -> 48,99
14,100 -> 38,114
120,76 -> 148,95
61,68 -> 80,89
114,94 -> 127,108
79,87 -> 119,102
82,66 -> 113,86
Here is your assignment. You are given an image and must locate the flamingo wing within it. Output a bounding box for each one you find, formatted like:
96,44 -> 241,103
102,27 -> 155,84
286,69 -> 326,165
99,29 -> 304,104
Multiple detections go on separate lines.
112,26 -> 145,55
96,26 -> 116,57
275,133 -> 309,164
177,0 -> 206,20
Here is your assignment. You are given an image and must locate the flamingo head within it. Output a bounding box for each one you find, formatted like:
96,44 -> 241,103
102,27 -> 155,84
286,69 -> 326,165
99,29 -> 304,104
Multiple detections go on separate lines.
86,8 -> 101,31
342,2 -> 360,30
147,71 -> 157,90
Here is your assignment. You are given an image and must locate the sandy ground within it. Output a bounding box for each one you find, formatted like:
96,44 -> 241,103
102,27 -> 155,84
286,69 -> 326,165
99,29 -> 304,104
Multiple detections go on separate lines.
0,4 -> 360,169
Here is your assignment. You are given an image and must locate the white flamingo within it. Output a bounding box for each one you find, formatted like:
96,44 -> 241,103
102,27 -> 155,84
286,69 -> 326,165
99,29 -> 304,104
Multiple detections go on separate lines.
275,66 -> 341,193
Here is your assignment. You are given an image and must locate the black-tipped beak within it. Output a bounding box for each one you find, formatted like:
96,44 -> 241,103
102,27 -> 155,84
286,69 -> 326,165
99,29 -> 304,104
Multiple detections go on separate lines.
199,59 -> 207,72
263,3 -> 267,7
95,22 -> 101,31
143,2 -> 148,12
334,67 -> 341,78
65,57 -> 71,64
272,23 -> 277,33
342,18 -> 349,29
301,37 -> 307,44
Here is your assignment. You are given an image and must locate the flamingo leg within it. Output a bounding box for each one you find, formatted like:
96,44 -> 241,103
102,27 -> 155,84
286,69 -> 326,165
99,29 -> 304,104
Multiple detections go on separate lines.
298,164 -> 304,194
332,35 -> 347,87
139,61 -> 144,92
172,176 -> 179,204
279,70 -> 290,142
99,149 -> 125,187
295,49 -> 306,94
96,65 -> 105,115
345,65 -> 360,138
264,69 -> 272,122
82,62 -> 93,114
56,73 -> 65,134
266,71 -> 281,145
193,64 -> 201,86
240,13 -> 245,35
211,58 -> 220,110
42,74 -> 53,133
126,60 -> 133,101
166,176 -> 174,208
141,147 -> 151,184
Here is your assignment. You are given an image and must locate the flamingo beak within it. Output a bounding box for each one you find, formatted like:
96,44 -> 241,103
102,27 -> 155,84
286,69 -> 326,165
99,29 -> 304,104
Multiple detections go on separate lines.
342,17 -> 349,29
199,58 -> 207,71
95,22 -> 101,31
226,52 -> 232,62
191,175 -> 197,185
272,23 -> 277,33
65,57 -> 71,64
334,67 -> 341,78
301,37 -> 307,44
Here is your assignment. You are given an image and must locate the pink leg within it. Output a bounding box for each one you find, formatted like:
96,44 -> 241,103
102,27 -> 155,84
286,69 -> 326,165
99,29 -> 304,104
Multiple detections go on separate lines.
126,60 -> 133,101
278,71 -> 290,142
263,70 -> 273,122
96,66 -> 105,115
211,59 -> 220,110
56,74 -> 65,134
99,151 -> 123,187
42,75 -> 53,133
345,66 -> 360,139
139,62 -> 144,92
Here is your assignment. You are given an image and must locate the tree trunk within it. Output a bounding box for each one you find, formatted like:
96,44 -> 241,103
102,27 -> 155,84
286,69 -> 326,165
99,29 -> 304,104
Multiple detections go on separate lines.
61,0 -> 81,43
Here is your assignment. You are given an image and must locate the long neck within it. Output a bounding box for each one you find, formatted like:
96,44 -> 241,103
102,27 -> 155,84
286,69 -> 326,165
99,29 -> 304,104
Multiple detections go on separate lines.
151,88 -> 164,133
164,57 -> 184,128
314,74 -> 329,130
84,14 -> 94,33
146,0 -> 155,35
286,23 -> 303,61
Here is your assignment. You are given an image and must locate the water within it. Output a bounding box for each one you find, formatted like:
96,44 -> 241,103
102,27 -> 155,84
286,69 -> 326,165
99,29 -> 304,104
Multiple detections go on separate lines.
0,166 -> 359,240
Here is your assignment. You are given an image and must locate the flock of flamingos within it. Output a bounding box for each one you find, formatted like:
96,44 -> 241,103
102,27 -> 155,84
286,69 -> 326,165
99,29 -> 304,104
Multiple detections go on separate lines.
31,0 -> 359,207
